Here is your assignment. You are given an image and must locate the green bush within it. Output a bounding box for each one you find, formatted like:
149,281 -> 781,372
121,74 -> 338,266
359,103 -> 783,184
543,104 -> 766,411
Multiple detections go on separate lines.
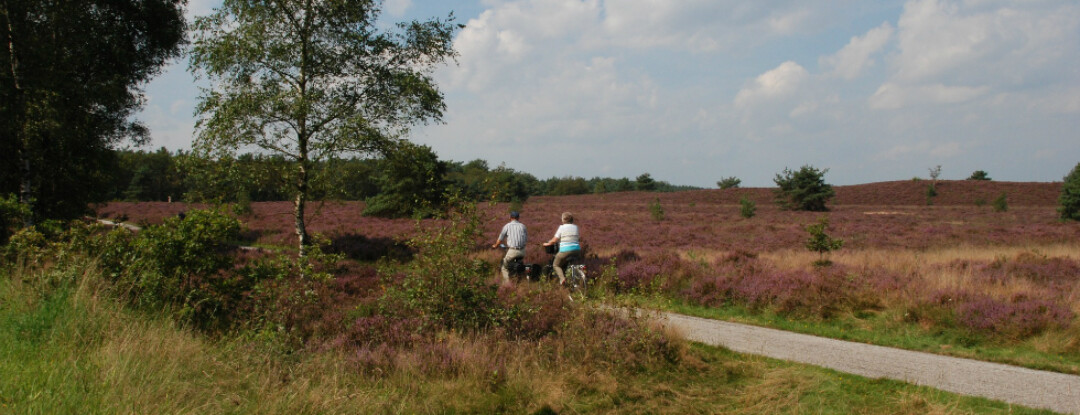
716,176 -> 741,189
0,194 -> 30,244
379,201 -> 515,332
992,192 -> 1008,212
1059,162 -> 1080,221
773,165 -> 834,211
92,209 -> 249,330
739,196 -> 756,219
967,170 -> 991,180
649,198 -> 665,221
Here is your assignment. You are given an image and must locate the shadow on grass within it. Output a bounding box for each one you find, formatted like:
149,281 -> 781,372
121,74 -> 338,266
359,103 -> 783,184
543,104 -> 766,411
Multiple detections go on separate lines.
328,233 -> 414,262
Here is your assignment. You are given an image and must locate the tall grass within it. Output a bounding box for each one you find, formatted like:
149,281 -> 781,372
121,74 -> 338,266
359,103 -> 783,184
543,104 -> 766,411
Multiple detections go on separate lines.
2,249 -> 1058,413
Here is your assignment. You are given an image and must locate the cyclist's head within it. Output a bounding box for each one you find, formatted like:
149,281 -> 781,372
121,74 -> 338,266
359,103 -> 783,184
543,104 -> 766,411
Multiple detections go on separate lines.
509,211 -> 520,219
561,212 -> 574,224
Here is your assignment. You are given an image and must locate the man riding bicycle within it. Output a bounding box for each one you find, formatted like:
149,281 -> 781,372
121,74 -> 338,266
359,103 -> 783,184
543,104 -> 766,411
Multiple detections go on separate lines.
492,211 -> 526,284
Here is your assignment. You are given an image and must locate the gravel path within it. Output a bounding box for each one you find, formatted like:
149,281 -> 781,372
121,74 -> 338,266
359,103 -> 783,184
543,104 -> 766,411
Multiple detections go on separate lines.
651,311 -> 1080,414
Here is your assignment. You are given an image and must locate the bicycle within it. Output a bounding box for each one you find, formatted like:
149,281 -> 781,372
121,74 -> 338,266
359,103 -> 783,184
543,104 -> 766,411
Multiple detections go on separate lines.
497,244 -> 540,282
565,262 -> 587,300
541,244 -> 588,300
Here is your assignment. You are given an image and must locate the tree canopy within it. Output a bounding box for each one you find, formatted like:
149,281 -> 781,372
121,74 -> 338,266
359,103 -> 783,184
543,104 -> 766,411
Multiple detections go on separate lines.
774,165 -> 835,212
0,0 -> 186,221
190,0 -> 460,255
1059,163 -> 1080,221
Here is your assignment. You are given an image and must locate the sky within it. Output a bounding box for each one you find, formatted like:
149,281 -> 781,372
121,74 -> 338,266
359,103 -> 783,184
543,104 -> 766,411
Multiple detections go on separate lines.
138,0 -> 1080,187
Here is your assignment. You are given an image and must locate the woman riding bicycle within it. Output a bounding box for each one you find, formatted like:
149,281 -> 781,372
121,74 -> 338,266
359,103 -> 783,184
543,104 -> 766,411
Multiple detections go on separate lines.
542,212 -> 580,285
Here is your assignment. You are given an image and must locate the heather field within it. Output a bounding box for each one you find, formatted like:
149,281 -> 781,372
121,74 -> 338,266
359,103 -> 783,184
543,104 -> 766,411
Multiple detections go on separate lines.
95,180 -> 1080,375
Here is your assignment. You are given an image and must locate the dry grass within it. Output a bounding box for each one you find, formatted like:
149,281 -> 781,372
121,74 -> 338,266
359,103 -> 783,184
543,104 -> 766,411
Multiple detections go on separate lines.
759,243 -> 1080,305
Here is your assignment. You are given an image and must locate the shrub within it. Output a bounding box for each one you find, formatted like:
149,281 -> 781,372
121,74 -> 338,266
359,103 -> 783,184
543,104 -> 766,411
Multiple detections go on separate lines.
716,176 -> 741,189
773,165 -> 834,211
235,242 -> 346,342
929,165 -> 942,182
1059,162 -> 1080,221
967,170 -> 991,180
992,192 -> 1008,212
739,196 -> 756,219
0,194 -> 30,244
378,201 -> 512,332
805,216 -> 843,265
648,198 -> 664,221
91,208 -> 254,331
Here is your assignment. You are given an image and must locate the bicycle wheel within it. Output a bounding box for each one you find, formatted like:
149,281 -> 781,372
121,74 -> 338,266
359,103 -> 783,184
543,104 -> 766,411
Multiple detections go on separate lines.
567,264 -> 587,299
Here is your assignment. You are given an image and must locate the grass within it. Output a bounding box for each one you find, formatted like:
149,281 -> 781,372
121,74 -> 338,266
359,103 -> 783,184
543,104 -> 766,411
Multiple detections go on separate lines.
0,257 -> 1063,414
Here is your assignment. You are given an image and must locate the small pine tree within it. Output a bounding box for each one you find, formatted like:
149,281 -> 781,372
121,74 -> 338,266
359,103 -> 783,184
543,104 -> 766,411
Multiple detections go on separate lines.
636,173 -> 657,191
1059,163 -> 1080,221
992,192 -> 1008,212
739,196 -> 756,219
717,176 -> 741,189
649,198 -> 665,221
806,216 -> 843,266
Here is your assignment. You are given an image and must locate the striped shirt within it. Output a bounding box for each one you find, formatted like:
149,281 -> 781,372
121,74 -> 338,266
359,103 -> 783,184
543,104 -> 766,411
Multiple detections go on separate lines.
498,220 -> 527,249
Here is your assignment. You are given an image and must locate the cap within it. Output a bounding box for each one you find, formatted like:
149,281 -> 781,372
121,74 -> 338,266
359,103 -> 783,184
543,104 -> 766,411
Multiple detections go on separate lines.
509,211 -> 520,219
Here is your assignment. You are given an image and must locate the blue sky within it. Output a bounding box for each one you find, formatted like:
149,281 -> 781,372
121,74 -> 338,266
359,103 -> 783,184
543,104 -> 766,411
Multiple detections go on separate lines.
138,0 -> 1080,187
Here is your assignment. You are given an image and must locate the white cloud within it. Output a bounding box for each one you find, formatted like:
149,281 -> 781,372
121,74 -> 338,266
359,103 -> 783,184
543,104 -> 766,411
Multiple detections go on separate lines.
869,82 -> 989,109
891,0 -> 1080,85
864,0 -> 1080,112
820,22 -> 893,79
600,1 -> 817,51
734,61 -> 809,108
186,0 -> 218,17
383,0 -> 413,17
445,0 -> 600,92
145,0 -> 1080,187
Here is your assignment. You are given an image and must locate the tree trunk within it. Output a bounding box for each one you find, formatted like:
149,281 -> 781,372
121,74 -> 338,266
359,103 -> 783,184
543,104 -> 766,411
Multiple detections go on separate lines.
294,161 -> 309,257
4,2 -> 32,226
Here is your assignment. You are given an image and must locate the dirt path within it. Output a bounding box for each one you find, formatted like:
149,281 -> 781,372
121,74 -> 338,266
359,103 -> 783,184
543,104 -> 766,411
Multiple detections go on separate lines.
652,311 -> 1080,414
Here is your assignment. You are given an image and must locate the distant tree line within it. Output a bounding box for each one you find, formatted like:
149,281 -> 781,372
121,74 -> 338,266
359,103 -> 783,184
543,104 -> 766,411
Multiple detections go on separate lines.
105,148 -> 700,205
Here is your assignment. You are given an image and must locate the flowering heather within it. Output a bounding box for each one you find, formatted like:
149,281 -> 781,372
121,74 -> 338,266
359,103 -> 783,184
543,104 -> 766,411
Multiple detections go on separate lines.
95,181 -> 1080,345
495,283 -> 572,340
956,293 -> 1073,339
685,260 -> 881,318
98,181 -> 1076,258
982,252 -> 1080,288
